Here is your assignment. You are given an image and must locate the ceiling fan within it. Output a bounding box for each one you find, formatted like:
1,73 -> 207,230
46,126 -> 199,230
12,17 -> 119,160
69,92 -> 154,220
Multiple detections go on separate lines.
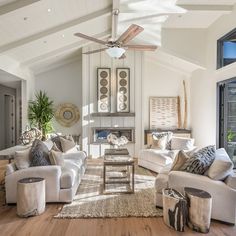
74,9 -> 158,59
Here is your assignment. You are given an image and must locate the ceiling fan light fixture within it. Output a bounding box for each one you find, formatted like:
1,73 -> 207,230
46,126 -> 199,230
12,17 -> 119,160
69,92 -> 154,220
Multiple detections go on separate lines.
106,47 -> 125,58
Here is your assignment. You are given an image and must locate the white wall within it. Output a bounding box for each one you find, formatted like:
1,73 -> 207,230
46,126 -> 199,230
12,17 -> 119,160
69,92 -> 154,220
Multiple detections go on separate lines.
143,57 -> 191,131
82,45 -> 143,158
190,7 -> 236,147
35,58 -> 82,136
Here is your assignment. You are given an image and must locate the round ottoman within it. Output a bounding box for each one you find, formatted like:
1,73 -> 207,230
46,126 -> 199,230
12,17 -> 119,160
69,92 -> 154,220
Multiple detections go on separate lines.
17,177 -> 45,217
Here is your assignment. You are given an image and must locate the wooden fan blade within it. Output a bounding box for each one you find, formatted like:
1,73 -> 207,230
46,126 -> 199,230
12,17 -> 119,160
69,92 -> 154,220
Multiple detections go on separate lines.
119,54 -> 126,59
125,44 -> 158,51
74,33 -> 107,45
117,24 -> 144,44
83,48 -> 108,55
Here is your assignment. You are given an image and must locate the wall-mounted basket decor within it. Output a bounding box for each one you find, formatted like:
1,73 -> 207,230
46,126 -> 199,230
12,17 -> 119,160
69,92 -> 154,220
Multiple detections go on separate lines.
149,96 -> 181,129
55,103 -> 80,127
116,68 -> 130,112
97,68 -> 111,113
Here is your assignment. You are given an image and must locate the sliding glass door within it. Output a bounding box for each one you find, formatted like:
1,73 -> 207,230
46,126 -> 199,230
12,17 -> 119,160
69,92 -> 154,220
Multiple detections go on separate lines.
218,79 -> 236,167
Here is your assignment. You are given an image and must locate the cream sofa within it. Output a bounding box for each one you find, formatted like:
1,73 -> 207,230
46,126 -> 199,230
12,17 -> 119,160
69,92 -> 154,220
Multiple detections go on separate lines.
138,136 -> 194,173
155,149 -> 236,224
5,151 -> 87,203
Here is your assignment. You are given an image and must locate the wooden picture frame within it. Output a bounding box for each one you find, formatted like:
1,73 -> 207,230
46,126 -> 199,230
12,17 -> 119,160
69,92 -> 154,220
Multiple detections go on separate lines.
97,68 -> 111,113
116,68 -> 130,113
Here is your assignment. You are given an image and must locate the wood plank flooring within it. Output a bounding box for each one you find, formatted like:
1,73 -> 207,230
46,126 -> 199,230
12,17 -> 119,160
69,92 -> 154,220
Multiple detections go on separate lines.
0,161 -> 235,236
0,203 -> 235,236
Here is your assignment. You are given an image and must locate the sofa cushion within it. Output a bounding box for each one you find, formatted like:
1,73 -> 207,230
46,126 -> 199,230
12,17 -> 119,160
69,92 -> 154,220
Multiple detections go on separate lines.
14,148 -> 30,169
30,139 -> 51,167
224,171 -> 236,190
43,139 -> 53,151
139,149 -> 174,166
151,135 -> 168,150
60,136 -> 76,153
49,150 -> 64,166
170,150 -> 190,171
180,145 -> 215,175
51,135 -> 63,152
206,148 -> 234,180
152,132 -> 173,150
171,137 -> 194,150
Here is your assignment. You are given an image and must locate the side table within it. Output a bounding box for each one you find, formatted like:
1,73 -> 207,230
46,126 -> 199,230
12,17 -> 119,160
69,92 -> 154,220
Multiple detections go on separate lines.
17,177 -> 45,217
184,187 -> 212,233
162,188 -> 187,232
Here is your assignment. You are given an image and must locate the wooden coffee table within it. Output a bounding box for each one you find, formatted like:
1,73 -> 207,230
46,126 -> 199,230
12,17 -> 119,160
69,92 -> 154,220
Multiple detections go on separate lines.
103,155 -> 135,194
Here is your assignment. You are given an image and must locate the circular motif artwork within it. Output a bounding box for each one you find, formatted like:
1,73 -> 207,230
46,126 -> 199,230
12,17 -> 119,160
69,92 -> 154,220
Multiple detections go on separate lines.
119,95 -> 127,102
119,71 -> 127,79
100,87 -> 108,94
100,78 -> 108,86
119,103 -> 127,110
119,87 -> 127,94
119,79 -> 127,86
100,103 -> 108,110
100,71 -> 108,78
55,103 -> 80,127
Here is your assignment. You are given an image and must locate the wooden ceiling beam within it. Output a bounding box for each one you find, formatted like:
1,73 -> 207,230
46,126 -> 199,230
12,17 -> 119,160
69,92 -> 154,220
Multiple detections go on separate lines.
0,6 -> 112,53
0,0 -> 40,16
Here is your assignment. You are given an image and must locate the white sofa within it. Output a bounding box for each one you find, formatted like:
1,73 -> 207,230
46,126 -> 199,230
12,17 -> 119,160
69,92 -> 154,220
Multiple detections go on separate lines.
138,136 -> 194,173
155,155 -> 236,224
5,151 -> 87,203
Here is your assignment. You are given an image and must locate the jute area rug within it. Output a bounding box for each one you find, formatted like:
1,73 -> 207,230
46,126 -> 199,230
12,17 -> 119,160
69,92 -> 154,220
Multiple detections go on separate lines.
55,161 -> 163,219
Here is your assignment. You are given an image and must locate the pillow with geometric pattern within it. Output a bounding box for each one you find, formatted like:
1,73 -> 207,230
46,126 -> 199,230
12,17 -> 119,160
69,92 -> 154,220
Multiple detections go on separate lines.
180,145 -> 216,175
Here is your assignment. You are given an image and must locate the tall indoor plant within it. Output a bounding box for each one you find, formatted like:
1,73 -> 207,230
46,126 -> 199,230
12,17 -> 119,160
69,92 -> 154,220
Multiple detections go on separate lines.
28,91 -> 54,140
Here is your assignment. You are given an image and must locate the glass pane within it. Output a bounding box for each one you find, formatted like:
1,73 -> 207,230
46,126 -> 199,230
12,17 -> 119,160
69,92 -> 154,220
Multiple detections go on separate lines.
223,41 -> 236,67
227,83 -> 236,167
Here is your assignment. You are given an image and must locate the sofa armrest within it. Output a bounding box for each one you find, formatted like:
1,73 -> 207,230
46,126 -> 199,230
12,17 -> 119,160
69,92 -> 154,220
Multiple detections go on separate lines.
62,151 -> 87,161
5,166 -> 62,203
225,172 -> 236,190
5,163 -> 17,176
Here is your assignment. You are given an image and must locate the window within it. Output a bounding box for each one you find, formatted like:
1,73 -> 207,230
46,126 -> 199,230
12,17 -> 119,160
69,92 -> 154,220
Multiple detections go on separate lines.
217,28 -> 236,69
217,78 -> 236,168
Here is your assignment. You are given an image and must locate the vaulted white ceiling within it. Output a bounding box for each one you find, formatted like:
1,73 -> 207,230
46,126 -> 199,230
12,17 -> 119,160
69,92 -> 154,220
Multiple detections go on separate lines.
0,0 -> 235,74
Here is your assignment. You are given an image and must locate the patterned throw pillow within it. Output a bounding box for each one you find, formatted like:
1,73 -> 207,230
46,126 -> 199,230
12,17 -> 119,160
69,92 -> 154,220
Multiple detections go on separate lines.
180,145 -> 216,175
151,132 -> 173,150
51,135 -> 63,152
151,135 -> 168,150
30,139 -> 51,166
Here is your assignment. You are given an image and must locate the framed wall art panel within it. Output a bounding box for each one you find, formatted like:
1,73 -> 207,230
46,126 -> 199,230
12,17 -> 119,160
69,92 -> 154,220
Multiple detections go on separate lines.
116,68 -> 130,113
149,96 -> 181,129
97,68 -> 111,113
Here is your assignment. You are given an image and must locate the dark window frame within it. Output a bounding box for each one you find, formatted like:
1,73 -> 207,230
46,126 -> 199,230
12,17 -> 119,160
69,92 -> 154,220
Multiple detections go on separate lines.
217,27 -> 236,69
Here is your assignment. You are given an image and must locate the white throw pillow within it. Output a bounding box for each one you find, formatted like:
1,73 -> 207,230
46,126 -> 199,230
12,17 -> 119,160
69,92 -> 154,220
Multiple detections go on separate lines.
207,148 -> 233,181
14,148 -> 30,169
171,137 -> 195,150
49,150 -> 64,166
43,139 -> 54,151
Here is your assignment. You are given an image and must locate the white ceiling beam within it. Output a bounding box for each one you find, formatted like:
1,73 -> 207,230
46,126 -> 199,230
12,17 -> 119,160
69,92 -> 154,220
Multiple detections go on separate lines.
0,6 -> 112,53
0,0 -> 40,16
22,30 -> 111,66
177,4 -> 233,12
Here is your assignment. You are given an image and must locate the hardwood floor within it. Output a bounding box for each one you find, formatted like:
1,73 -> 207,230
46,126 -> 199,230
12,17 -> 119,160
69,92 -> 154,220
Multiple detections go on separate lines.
0,203 -> 235,236
0,160 -> 235,236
